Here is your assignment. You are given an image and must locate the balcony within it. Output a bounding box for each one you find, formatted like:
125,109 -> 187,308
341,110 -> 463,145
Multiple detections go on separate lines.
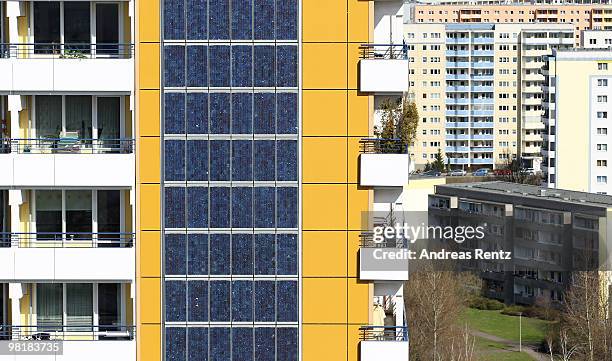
359,139 -> 409,187
471,86 -> 493,92
446,61 -> 470,68
446,86 -> 469,92
446,146 -> 469,153
472,62 -> 494,69
359,45 -> 409,93
0,233 -> 135,281
359,233 -> 408,281
445,73 -> 470,81
471,134 -> 493,140
446,134 -> 470,141
471,121 -> 494,128
472,158 -> 494,164
446,122 -> 469,129
445,98 -> 469,105
360,326 -> 409,361
449,158 -> 470,164
0,140 -> 135,187
445,50 -> 469,57
445,109 -> 469,117
0,44 -> 134,93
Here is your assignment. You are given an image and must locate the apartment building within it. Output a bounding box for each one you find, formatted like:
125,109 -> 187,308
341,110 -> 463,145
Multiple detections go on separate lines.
408,3 -> 612,43
542,48 -> 612,194
580,28 -> 612,46
429,181 -> 612,305
393,20 -> 573,170
413,0 -> 612,4
133,0 -> 411,360
0,1 -> 136,360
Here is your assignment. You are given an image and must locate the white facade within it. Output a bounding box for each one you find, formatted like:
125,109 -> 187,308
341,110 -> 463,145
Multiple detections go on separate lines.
581,30 -> 612,48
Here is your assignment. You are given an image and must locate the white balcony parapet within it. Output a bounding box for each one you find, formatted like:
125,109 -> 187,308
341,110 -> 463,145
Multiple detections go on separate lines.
0,152 -> 135,188
359,44 -> 409,93
360,154 -> 409,187
0,44 -> 134,93
360,326 -> 409,361
0,245 -> 135,281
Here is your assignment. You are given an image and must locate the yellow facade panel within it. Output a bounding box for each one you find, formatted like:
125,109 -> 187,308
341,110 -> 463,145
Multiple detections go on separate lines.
348,0 -> 371,43
347,184 -> 369,231
138,90 -> 161,136
302,137 -> 348,183
302,184 -> 348,231
140,231 -> 161,278
348,43 -> 363,90
139,324 -> 162,361
347,231 -> 361,278
303,43 -> 348,90
302,0 -> 347,42
140,278 -> 161,324
138,0 -> 160,43
138,43 -> 161,90
303,325 -> 348,361
139,137 -> 161,184
303,231 -> 347,277
348,279 -> 370,324
303,278 -> 348,324
139,184 -> 161,231
347,325 -> 363,361
347,137 -> 363,184
348,90 -> 370,137
302,90 -> 348,136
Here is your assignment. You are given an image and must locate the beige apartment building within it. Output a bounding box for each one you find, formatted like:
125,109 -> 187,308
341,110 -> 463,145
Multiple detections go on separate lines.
408,4 -> 612,45
404,22 -> 573,170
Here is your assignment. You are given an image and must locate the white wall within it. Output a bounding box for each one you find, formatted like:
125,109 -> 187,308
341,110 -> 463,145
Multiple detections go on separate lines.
0,154 -> 134,187
0,58 -> 133,93
0,340 -> 135,361
374,1 -> 405,44
0,247 -> 135,281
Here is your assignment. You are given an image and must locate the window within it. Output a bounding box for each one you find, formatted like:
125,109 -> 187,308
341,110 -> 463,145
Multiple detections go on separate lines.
597,160 -> 608,167
34,190 -> 124,244
598,95 -> 608,103
36,283 -> 125,331
598,63 -> 608,70
597,111 -> 608,119
34,95 -> 124,145
33,2 -> 121,54
597,144 -> 608,151
597,128 -> 608,135
598,175 -> 608,183
598,79 -> 608,86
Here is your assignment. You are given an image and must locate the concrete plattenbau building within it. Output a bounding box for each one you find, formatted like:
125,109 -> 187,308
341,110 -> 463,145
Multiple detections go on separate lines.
429,181 -> 612,306
542,49 -> 612,194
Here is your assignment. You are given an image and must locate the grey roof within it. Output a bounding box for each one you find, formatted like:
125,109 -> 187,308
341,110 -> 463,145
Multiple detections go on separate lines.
437,181 -> 612,208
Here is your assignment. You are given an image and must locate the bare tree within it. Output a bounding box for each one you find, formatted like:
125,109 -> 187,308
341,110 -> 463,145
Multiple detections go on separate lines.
375,96 -> 419,152
562,271 -> 612,361
405,263 -> 478,361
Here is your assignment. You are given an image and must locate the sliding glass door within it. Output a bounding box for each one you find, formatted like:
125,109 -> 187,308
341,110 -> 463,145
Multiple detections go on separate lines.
34,190 -> 122,245
65,191 -> 93,240
35,191 -> 62,241
98,284 -> 120,331
63,2 -> 90,53
97,97 -> 121,149
96,3 -> 119,55
65,96 -> 93,140
33,2 -> 60,54
66,284 -> 93,331
36,284 -> 63,331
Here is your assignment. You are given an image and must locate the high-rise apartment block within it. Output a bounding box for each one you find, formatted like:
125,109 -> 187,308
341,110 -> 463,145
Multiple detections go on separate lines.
0,1 -> 136,360
542,48 -> 612,193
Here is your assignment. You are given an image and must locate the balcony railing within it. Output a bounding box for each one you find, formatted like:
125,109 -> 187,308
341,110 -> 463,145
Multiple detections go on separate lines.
359,326 -> 408,341
0,43 -> 134,59
5,138 -> 134,154
359,44 -> 408,60
359,232 -> 407,248
0,232 -> 135,248
359,138 -> 406,154
0,325 -> 135,341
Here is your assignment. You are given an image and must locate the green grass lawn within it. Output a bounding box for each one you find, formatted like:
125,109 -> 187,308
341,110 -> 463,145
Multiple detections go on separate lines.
475,338 -> 537,361
463,308 -> 552,344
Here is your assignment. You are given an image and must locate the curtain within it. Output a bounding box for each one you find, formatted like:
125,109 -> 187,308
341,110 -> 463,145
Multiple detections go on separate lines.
66,284 -> 93,331
35,96 -> 62,139
97,97 -> 120,149
65,96 -> 92,139
36,284 -> 62,330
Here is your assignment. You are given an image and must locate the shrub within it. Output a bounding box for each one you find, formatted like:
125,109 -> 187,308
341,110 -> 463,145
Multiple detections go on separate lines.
501,305 -> 527,316
469,296 -> 504,310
